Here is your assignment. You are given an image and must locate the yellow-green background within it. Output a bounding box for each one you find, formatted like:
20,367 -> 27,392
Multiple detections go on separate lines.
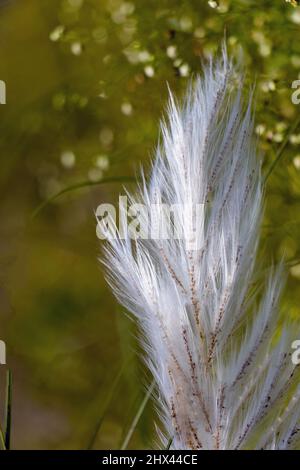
0,0 -> 299,449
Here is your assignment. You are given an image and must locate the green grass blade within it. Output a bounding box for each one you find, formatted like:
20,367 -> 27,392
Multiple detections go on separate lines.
4,370 -> 12,450
31,176 -> 135,219
264,114 -> 300,182
165,437 -> 173,449
86,362 -> 127,450
121,379 -> 155,450
0,426 -> 5,450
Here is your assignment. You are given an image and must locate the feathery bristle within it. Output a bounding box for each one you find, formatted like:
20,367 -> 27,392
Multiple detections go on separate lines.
101,48 -> 300,450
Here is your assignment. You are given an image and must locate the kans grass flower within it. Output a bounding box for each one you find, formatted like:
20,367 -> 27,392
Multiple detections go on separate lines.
101,48 -> 300,449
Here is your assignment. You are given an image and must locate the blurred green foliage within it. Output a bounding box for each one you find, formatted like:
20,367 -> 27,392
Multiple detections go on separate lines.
0,0 -> 300,449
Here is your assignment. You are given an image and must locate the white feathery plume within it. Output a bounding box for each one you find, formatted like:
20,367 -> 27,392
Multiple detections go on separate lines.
101,48 -> 300,450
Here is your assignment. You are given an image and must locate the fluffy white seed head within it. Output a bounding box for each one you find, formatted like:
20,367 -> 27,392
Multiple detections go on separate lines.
102,48 -> 300,450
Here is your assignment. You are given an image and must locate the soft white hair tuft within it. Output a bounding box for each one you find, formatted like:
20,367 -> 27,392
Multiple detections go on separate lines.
102,48 -> 300,450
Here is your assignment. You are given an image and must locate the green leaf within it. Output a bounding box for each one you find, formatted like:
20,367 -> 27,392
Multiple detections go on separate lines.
4,370 -> 12,451
86,361 -> 128,450
0,426 -> 5,450
31,176 -> 136,219
264,115 -> 300,182
121,379 -> 155,450
165,436 -> 173,449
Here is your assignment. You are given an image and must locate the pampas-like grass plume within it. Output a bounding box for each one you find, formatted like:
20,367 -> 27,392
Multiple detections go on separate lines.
102,49 -> 300,450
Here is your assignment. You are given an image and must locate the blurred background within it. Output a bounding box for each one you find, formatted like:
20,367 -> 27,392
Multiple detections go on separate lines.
0,0 -> 300,449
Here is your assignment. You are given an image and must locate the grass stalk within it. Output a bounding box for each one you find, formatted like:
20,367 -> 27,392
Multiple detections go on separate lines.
121,379 -> 155,450
4,370 -> 12,450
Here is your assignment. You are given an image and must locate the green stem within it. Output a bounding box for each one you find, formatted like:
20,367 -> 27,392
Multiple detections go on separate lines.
121,379 -> 155,450
165,437 -> 173,450
31,176 -> 135,219
4,370 -> 12,451
87,363 -> 126,450
264,114 -> 300,182
0,426 -> 5,450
